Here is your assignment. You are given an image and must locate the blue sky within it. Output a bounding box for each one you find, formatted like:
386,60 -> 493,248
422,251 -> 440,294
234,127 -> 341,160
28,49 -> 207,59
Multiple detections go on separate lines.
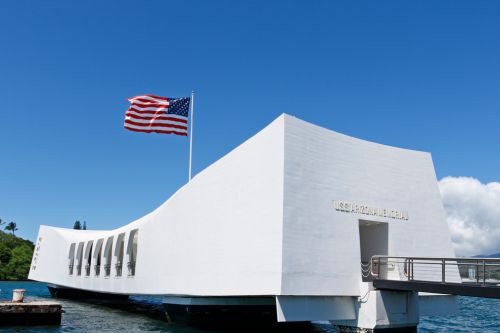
1,1 -> 499,242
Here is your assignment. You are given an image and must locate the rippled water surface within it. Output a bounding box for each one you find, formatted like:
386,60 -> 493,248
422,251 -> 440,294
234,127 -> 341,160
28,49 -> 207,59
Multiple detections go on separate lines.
1,282 -> 499,332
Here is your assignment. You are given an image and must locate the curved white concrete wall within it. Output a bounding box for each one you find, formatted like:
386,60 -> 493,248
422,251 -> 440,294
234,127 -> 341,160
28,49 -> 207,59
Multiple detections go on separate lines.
29,114 -> 457,298
29,116 -> 285,296
281,116 -> 457,296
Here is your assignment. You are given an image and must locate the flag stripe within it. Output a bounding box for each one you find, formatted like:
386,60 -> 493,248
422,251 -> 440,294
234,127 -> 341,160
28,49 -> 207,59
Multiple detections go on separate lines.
124,118 -> 187,130
124,122 -> 188,133
125,110 -> 187,120
129,100 -> 169,107
126,109 -> 170,116
128,105 -> 169,112
128,94 -> 169,102
124,123 -> 187,135
125,112 -> 188,124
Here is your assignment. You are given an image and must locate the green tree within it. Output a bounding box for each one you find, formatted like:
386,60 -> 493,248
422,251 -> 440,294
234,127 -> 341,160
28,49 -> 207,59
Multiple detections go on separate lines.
0,230 -> 34,280
83,221 -> 87,230
5,221 -> 18,236
0,230 -> 33,249
5,245 -> 33,280
0,243 -> 12,263
73,220 -> 82,230
0,243 -> 12,280
0,218 -> 5,227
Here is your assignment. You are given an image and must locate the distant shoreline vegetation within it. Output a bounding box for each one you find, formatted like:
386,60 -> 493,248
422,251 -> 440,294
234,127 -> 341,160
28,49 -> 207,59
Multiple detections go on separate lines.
0,219 -> 87,280
0,231 -> 34,281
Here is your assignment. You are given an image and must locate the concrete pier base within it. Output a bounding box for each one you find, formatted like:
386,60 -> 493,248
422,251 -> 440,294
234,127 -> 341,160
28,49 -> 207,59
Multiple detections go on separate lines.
163,296 -> 277,324
332,288 -> 419,332
0,301 -> 62,326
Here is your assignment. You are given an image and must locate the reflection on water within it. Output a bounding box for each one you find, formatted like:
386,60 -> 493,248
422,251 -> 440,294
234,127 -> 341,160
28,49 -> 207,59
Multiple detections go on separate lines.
1,281 -> 500,333
0,282 -> 335,333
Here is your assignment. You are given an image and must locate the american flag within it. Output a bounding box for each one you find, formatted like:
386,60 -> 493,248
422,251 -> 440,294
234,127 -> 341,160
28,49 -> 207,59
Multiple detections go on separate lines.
124,94 -> 190,136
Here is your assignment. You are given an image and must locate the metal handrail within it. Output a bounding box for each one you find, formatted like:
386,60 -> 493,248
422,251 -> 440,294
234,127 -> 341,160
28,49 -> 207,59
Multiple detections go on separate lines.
370,255 -> 500,286
371,255 -> 500,261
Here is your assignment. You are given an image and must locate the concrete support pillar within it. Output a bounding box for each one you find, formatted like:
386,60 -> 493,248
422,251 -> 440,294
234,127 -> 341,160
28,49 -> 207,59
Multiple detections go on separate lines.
333,288 -> 419,333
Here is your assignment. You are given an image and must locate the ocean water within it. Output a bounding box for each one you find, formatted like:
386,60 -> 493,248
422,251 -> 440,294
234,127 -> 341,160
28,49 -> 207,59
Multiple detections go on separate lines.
1,281 -> 499,332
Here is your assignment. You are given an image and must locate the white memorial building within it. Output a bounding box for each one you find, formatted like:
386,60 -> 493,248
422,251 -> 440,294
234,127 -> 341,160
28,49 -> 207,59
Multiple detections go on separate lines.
29,114 -> 458,331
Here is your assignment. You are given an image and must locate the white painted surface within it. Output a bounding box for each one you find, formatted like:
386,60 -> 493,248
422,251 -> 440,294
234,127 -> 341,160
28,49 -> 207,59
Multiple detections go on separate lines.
281,115 -> 458,297
359,221 -> 389,263
332,288 -> 420,330
29,114 -> 458,323
30,116 -> 285,296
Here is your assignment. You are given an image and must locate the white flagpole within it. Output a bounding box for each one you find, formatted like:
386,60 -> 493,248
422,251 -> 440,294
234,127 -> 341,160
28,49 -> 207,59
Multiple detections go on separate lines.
188,90 -> 195,181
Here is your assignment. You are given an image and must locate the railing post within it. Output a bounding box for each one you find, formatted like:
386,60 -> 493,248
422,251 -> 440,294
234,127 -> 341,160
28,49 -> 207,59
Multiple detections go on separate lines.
482,260 -> 486,286
378,256 -> 381,278
441,259 -> 446,283
476,260 -> 480,284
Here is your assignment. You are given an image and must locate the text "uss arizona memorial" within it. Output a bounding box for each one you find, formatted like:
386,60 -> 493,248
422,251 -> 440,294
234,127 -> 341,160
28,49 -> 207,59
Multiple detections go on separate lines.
333,200 -> 409,221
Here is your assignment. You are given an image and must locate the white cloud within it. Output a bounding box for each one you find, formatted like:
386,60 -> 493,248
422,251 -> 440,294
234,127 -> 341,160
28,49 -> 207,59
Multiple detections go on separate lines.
439,176 -> 500,257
